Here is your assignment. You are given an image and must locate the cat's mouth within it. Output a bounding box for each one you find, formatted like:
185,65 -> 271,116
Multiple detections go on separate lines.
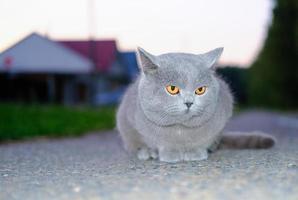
169,108 -> 194,117
183,107 -> 208,119
182,109 -> 200,119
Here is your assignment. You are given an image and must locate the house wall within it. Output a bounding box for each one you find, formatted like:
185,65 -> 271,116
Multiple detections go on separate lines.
0,73 -> 92,105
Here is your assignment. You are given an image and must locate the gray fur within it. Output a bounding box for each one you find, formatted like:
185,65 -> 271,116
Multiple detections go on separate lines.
117,48 -> 275,162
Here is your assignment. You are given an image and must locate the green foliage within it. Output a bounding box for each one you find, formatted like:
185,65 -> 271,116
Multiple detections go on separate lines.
248,0 -> 298,109
0,104 -> 116,142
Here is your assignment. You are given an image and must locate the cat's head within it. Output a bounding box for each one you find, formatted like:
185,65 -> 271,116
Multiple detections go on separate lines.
137,47 -> 223,127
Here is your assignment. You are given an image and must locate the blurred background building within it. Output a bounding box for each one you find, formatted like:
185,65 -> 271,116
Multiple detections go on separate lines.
0,33 -> 139,105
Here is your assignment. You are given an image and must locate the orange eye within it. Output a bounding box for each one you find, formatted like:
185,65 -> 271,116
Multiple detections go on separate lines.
166,85 -> 180,95
195,86 -> 206,95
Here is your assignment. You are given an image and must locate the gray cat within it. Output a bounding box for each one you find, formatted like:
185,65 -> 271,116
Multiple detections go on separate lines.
116,47 -> 275,162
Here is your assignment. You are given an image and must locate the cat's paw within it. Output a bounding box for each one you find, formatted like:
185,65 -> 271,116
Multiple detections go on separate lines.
149,149 -> 158,159
183,149 -> 208,161
159,149 -> 182,163
137,147 -> 158,160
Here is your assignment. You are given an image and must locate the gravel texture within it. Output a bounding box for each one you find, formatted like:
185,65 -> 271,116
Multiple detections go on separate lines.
0,111 -> 297,200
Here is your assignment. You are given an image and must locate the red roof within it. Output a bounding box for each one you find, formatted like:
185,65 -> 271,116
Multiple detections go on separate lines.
59,40 -> 117,72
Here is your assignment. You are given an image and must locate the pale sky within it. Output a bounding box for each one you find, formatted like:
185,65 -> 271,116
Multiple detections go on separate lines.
0,0 -> 273,66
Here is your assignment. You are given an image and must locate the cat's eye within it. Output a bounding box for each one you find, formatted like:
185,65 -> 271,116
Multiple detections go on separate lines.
166,85 -> 180,95
195,86 -> 206,95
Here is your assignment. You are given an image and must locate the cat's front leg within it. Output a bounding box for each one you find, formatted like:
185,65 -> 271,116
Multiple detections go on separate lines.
158,148 -> 183,163
183,148 -> 208,161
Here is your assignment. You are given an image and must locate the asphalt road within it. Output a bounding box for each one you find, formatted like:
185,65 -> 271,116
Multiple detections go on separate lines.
0,111 -> 298,200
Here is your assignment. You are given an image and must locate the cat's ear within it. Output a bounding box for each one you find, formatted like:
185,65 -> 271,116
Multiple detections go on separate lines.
137,47 -> 159,74
202,47 -> 224,68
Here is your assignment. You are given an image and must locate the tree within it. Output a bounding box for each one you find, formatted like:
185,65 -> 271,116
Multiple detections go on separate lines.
248,0 -> 298,109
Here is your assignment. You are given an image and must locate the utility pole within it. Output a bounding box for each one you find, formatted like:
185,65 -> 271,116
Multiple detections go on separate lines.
87,0 -> 97,71
88,0 -> 96,40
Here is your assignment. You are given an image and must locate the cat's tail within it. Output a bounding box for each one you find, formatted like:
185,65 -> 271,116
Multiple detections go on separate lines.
218,131 -> 276,150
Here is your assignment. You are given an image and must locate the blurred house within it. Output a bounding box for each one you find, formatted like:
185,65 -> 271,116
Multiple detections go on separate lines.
0,33 -> 139,105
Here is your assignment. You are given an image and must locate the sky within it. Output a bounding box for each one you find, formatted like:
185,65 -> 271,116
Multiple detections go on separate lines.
0,0 -> 273,66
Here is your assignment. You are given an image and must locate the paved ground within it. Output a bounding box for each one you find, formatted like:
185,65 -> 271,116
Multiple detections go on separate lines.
0,111 -> 298,200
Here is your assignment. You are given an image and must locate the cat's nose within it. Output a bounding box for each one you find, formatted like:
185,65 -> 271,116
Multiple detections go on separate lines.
185,102 -> 193,108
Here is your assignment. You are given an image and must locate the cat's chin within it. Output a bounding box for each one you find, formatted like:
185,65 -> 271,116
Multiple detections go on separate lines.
179,110 -> 214,128
167,113 -> 205,128
179,116 -> 202,128
142,107 -> 211,128
147,114 -> 200,127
